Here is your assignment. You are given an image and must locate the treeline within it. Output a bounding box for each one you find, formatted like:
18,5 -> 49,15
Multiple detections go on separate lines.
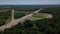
14,12 -> 26,19
0,9 -> 12,26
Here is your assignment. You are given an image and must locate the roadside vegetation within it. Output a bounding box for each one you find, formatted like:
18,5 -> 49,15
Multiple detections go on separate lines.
0,9 -> 12,26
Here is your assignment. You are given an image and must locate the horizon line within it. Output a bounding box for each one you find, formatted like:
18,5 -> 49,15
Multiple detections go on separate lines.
0,3 -> 60,5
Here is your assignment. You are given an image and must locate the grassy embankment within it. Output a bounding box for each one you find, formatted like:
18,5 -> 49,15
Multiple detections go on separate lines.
32,14 -> 49,18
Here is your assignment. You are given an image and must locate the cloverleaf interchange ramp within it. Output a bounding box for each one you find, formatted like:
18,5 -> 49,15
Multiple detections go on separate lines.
0,7 -> 52,31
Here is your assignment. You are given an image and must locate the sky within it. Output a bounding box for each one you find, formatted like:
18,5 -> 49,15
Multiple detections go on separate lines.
0,0 -> 60,5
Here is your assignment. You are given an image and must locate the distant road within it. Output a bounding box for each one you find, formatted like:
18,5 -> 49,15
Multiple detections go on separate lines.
0,7 -> 52,31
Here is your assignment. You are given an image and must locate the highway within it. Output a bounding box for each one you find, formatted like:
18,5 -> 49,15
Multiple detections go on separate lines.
0,7 -> 52,31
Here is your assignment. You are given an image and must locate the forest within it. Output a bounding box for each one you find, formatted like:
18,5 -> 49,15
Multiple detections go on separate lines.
0,6 -> 60,34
